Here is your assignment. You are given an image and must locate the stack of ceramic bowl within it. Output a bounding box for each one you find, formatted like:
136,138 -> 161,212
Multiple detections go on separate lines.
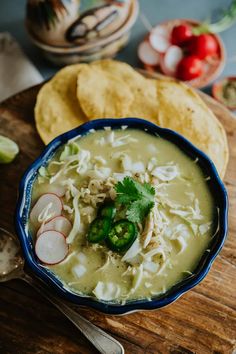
26,0 -> 139,66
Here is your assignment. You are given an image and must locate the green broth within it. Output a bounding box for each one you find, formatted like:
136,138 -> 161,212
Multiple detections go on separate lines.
30,129 -> 214,302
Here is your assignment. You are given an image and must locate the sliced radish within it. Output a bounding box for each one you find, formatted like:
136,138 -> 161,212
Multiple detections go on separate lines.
30,193 -> 62,227
35,230 -> 68,265
149,26 -> 171,53
160,45 -> 184,76
37,216 -> 72,237
138,40 -> 160,66
151,25 -> 171,38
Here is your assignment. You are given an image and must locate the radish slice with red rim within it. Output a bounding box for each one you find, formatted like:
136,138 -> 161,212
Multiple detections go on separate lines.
151,25 -> 171,38
35,230 -> 68,265
37,216 -> 72,237
160,45 -> 184,76
149,26 -> 171,53
138,40 -> 160,66
30,193 -> 62,228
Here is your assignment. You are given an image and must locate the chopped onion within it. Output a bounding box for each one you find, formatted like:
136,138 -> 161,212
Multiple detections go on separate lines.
132,162 -> 145,173
143,261 -> 159,273
76,252 -> 87,264
93,282 -> 120,301
72,264 -> 87,278
199,222 -> 211,235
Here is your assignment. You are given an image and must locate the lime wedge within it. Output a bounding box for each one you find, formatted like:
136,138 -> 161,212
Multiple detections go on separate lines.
0,135 -> 19,163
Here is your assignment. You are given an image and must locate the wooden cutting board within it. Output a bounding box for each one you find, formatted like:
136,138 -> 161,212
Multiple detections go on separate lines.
0,78 -> 235,354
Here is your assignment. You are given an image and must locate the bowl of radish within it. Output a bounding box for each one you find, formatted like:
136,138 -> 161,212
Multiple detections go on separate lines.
138,19 -> 225,88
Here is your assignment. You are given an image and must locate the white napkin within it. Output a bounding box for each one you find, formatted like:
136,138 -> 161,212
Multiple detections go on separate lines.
0,32 -> 43,102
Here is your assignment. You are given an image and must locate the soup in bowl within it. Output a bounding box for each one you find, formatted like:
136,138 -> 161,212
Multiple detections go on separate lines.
15,118 -> 228,314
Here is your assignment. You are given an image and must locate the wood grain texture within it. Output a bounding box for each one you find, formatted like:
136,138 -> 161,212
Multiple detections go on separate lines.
0,78 -> 235,354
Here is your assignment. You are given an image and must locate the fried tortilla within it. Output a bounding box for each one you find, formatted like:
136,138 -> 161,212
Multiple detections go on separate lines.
155,77 -> 228,178
77,64 -> 133,119
35,64 -> 87,144
35,60 -> 228,178
90,60 -> 159,121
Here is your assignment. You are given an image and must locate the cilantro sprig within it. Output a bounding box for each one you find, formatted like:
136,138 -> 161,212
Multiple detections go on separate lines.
114,177 -> 155,223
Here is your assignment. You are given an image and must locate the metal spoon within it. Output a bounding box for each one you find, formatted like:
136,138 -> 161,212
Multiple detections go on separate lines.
0,227 -> 124,354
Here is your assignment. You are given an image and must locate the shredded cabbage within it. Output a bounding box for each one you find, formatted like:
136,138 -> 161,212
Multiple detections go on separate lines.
66,193 -> 81,244
130,264 -> 143,293
152,165 -> 179,181
60,142 -> 80,161
38,166 -> 49,178
171,236 -> 187,254
61,178 -> 79,198
144,246 -> 166,262
87,167 -> 111,180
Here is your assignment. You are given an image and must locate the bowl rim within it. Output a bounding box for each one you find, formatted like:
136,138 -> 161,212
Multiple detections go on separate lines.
15,118 -> 228,315
26,0 -> 139,54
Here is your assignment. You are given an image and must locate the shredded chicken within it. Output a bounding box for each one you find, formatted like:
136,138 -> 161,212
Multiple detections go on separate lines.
141,212 -> 154,248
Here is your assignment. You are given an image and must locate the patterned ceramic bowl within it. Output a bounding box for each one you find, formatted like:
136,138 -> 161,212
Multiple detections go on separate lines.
15,118 -> 228,315
26,0 -> 139,66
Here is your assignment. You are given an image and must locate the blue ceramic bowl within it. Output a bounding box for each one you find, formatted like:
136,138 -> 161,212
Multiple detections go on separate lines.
15,118 -> 228,315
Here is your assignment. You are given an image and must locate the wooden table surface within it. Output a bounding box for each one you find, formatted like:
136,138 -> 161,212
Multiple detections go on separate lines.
0,83 -> 236,354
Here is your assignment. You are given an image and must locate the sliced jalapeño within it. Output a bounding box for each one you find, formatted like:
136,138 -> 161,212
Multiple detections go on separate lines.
106,220 -> 138,252
99,202 -> 116,220
87,217 -> 111,243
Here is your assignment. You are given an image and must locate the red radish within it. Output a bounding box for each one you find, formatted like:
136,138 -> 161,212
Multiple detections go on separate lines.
149,26 -> 171,53
188,34 -> 218,59
160,45 -> 183,76
37,216 -> 72,237
30,193 -> 62,227
177,55 -> 203,81
171,24 -> 192,45
35,230 -> 68,265
138,40 -> 160,66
